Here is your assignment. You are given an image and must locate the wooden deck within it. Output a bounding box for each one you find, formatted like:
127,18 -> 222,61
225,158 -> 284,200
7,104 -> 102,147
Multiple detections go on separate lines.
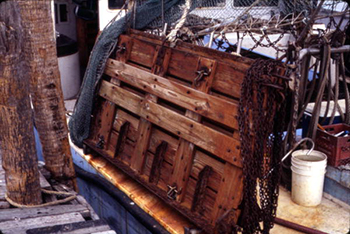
0,155 -> 116,234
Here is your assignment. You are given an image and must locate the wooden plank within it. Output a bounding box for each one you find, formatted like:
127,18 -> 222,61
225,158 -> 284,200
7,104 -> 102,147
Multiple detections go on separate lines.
182,177 -> 217,221
76,195 -> 100,221
212,62 -> 245,99
130,45 -> 171,174
0,204 -> 89,222
105,59 -> 239,129
130,117 -> 153,174
80,142 -> 214,233
26,220 -> 112,234
148,128 -> 178,165
108,131 -> 134,165
115,34 -> 133,63
167,49 -> 199,82
114,121 -> 130,158
0,186 -> 6,201
129,30 -> 250,98
129,29 -> 253,70
88,77 -> 120,153
151,45 -> 172,77
98,101 -> 117,150
128,36 -> 156,68
211,163 -> 243,224
143,152 -> 173,192
170,57 -> 217,202
191,166 -> 213,214
39,171 -> 51,190
0,201 -> 10,209
149,141 -> 168,184
113,109 -> 139,142
99,82 -> 242,168
0,212 -> 85,234
190,151 -> 224,192
99,81 -> 143,115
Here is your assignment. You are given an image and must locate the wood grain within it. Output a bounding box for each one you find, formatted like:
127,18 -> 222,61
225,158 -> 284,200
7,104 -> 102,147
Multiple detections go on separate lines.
99,81 -> 242,167
105,59 -> 239,129
0,1 -> 42,205
17,0 -> 76,188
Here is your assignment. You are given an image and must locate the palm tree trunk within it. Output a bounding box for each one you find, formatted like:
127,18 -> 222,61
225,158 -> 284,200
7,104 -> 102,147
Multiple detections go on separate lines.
17,0 -> 77,190
0,1 -> 42,205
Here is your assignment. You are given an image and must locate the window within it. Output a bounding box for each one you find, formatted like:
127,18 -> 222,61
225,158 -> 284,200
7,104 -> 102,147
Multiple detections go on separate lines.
54,3 -> 69,24
108,0 -> 126,9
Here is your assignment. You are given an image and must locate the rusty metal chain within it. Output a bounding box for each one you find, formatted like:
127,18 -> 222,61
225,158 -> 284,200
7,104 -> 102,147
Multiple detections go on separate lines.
248,30 -> 286,52
238,59 -> 288,234
213,33 -> 242,53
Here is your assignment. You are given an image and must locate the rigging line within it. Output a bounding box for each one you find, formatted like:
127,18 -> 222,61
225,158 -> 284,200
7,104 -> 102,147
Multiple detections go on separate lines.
161,0 -> 165,32
166,0 -> 191,42
197,0 -> 264,36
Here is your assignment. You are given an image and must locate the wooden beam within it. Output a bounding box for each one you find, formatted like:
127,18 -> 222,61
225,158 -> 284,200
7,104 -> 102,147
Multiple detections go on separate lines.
0,212 -> 85,234
191,166 -> 212,214
105,59 -> 239,130
130,45 -> 171,174
0,205 -> 88,222
0,1 -> 42,205
17,0 -> 77,190
149,141 -> 168,184
211,163 -> 243,223
99,81 -> 242,168
170,57 -> 217,202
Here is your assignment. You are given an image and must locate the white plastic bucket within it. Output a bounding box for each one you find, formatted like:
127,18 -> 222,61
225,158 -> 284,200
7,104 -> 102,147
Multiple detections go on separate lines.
291,149 -> 327,207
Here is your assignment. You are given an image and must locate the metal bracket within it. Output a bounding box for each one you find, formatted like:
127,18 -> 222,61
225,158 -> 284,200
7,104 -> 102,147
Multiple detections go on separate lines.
167,184 -> 179,200
96,135 -> 105,149
116,43 -> 126,54
194,68 -> 211,87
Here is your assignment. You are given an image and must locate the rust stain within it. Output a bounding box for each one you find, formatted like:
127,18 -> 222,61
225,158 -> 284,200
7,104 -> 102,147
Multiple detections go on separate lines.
77,149 -> 192,234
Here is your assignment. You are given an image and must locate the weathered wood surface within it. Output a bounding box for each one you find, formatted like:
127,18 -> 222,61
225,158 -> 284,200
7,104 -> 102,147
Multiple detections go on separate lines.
84,30 -> 272,233
84,30 -> 248,233
0,204 -> 89,222
17,0 -> 77,190
98,81 -> 241,167
0,212 -> 85,234
76,29 -> 287,233
26,219 -> 115,234
171,57 -> 217,203
76,150 -> 194,234
104,59 -> 240,129
0,153 -> 113,233
0,1 -> 42,205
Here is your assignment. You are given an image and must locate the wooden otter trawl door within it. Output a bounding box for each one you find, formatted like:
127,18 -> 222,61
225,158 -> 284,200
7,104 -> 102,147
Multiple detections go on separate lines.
84,29 -> 261,233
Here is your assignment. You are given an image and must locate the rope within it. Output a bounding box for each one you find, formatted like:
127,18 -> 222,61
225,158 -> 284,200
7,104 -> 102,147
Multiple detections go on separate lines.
166,0 -> 191,42
5,189 -> 77,208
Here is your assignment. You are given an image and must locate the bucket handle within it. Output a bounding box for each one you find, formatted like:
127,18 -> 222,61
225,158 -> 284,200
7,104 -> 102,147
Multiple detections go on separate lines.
263,138 -> 314,179
280,137 -> 315,163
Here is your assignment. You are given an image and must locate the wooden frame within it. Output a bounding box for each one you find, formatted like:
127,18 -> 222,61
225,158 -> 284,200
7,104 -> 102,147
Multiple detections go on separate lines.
83,29 -> 280,233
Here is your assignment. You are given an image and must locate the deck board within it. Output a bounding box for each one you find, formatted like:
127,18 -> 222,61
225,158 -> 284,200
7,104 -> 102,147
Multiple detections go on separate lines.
0,153 -> 115,234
